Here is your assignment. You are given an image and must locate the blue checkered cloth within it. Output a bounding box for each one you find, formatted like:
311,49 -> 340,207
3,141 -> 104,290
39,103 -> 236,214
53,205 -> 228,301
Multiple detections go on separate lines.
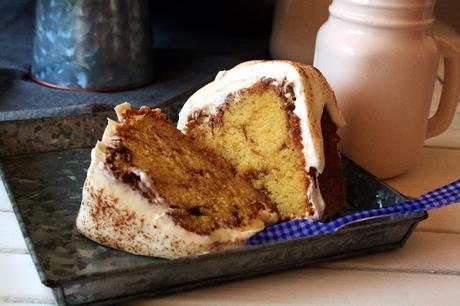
247,179 -> 460,245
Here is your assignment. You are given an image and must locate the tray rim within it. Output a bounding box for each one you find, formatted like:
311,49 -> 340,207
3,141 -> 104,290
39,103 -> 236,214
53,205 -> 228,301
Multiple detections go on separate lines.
66,220 -> 422,306
0,110 -> 428,289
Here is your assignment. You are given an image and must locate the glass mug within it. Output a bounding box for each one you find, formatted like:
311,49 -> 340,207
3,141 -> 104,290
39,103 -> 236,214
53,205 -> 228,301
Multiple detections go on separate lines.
314,0 -> 460,178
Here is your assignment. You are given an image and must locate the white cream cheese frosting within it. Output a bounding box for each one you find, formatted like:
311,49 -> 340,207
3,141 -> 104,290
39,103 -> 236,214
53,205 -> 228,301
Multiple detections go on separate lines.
76,102 -> 273,259
177,61 -> 345,220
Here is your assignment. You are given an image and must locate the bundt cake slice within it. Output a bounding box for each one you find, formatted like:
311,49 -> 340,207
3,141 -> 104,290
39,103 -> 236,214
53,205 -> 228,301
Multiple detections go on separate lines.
76,103 -> 277,259
178,60 -> 346,220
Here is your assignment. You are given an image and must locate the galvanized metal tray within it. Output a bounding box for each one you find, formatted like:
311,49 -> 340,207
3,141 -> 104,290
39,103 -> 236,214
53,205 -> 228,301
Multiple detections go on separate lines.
0,100 -> 427,306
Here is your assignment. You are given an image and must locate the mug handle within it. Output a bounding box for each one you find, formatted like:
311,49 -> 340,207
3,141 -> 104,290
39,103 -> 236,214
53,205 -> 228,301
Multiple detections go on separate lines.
426,38 -> 460,139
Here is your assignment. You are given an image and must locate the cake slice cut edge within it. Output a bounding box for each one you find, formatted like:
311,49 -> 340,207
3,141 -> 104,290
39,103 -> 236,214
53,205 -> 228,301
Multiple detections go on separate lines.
178,60 -> 346,220
76,102 -> 278,259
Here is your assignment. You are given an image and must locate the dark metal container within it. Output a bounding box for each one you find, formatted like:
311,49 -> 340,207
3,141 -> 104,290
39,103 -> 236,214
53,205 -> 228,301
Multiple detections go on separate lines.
0,98 -> 426,306
30,0 -> 153,91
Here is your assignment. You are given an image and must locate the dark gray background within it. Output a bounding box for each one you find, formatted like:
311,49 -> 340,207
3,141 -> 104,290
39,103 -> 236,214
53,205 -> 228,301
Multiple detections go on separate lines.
0,0 -> 275,120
